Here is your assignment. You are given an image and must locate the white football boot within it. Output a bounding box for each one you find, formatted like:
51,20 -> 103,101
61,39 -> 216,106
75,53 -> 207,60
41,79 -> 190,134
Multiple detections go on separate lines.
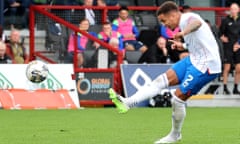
154,132 -> 182,144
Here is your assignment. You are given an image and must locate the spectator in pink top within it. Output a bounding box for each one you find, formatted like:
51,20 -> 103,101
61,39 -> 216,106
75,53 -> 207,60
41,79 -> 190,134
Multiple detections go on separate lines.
66,18 -> 99,67
112,6 -> 148,54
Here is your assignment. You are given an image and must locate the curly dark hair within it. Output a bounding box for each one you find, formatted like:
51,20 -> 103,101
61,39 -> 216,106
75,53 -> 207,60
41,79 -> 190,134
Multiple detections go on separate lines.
156,1 -> 179,16
119,6 -> 129,12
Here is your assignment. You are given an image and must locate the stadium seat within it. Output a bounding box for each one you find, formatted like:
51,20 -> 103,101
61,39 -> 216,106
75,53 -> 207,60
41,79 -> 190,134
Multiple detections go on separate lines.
140,14 -> 158,30
89,24 -> 102,34
82,50 -> 97,68
125,51 -> 142,64
131,14 -> 151,34
132,14 -> 143,27
137,25 -> 151,34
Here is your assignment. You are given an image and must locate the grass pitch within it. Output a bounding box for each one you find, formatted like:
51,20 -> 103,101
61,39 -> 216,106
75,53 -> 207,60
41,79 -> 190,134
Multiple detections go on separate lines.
0,107 -> 239,144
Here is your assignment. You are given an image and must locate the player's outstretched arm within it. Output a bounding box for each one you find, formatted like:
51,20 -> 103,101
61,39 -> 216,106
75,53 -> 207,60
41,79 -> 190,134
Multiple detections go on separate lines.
174,17 -> 202,39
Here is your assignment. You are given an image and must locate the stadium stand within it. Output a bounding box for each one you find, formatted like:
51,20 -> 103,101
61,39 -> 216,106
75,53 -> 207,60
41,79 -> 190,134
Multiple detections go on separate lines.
138,13 -> 158,30
135,0 -> 156,6
3,3 -> 236,106
45,22 -> 69,63
118,0 -> 136,6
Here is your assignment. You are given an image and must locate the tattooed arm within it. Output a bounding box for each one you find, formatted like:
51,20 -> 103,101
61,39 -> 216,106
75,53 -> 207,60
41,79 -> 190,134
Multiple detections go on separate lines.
174,17 -> 202,39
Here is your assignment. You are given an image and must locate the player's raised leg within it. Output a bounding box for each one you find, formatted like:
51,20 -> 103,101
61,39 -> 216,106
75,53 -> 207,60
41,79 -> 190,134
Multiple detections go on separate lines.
109,73 -> 169,113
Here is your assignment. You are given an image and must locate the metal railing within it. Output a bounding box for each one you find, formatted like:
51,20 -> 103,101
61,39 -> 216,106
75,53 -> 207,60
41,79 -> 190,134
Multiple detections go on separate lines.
29,5 -> 229,105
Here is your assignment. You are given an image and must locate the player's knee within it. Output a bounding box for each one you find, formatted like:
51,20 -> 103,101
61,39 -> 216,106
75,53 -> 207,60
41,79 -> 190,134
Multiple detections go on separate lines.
152,73 -> 169,89
147,82 -> 160,95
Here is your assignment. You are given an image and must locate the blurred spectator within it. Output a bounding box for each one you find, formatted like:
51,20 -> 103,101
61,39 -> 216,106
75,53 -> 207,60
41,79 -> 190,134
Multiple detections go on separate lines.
181,5 -> 192,13
66,18 -> 99,67
105,0 -> 118,6
108,38 -> 119,49
96,0 -> 118,22
98,22 -> 124,66
96,0 -> 106,6
150,36 -> 169,63
50,0 -> 77,23
108,38 -> 120,67
22,0 -> 32,29
5,0 -> 21,29
0,25 -> 7,42
6,29 -> 29,63
0,25 -> 2,39
4,0 -> 31,29
0,41 -> 12,64
98,22 -> 124,52
142,36 -> 188,64
94,0 -> 118,6
83,0 -> 97,25
0,25 -> 5,41
157,23 -> 189,62
112,6 -> 148,54
156,37 -> 171,63
96,0 -> 110,22
107,37 -> 128,67
219,3 -> 240,94
225,0 -> 240,7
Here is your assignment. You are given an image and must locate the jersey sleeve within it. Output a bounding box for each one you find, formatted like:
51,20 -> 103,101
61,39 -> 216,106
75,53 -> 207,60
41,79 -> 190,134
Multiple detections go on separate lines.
77,36 -> 85,51
112,19 -> 119,31
132,21 -> 139,38
117,33 -> 124,50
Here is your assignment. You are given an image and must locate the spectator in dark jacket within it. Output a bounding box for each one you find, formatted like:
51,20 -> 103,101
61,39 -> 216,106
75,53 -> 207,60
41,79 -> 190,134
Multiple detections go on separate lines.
219,3 -> 240,94
0,41 -> 12,64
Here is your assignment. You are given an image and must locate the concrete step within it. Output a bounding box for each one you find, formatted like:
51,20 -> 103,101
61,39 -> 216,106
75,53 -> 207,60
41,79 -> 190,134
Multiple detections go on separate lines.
188,79 -> 240,107
4,29 -> 46,38
4,29 -> 46,50
188,94 -> 240,107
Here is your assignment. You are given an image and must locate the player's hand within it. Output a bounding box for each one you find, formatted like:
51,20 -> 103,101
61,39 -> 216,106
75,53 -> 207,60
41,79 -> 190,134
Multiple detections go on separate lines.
220,35 -> 229,43
233,42 -> 240,52
11,2 -> 21,7
93,42 -> 100,49
168,39 -> 184,50
173,31 -> 184,40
